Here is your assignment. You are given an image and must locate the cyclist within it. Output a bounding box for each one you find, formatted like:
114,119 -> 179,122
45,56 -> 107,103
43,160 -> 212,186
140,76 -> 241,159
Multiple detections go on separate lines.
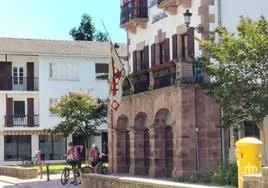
66,142 -> 79,185
89,143 -> 101,173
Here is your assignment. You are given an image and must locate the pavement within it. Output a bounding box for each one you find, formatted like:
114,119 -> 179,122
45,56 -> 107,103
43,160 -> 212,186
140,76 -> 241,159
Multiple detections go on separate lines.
0,174 -> 81,188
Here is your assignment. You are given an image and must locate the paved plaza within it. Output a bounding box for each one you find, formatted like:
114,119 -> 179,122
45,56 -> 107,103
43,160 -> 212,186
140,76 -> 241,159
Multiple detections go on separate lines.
0,174 -> 80,188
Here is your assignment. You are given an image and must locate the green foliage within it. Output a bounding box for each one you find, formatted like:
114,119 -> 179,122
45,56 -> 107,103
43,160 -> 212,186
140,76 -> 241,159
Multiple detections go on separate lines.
70,13 -> 108,41
49,92 -> 107,138
198,16 -> 268,129
94,31 -> 109,42
177,164 -> 238,187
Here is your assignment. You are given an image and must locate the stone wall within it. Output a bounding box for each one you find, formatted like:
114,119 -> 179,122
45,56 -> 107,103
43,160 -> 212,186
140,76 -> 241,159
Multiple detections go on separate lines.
243,167 -> 268,188
109,84 -> 222,177
81,174 -> 223,188
0,166 -> 38,179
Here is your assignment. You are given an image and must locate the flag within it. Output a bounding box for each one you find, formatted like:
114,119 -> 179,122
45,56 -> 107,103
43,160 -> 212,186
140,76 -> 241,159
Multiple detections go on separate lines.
108,44 -> 126,111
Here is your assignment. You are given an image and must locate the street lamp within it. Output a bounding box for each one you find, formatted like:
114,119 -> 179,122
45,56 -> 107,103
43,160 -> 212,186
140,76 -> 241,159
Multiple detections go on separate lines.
183,9 -> 192,28
183,9 -> 203,33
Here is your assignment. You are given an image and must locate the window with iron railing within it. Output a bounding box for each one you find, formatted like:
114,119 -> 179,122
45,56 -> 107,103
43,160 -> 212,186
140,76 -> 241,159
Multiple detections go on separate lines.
120,0 -> 148,25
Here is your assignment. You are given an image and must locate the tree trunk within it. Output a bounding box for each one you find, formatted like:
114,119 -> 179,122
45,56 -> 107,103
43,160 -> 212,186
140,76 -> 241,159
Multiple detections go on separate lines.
257,123 -> 266,166
84,136 -> 89,163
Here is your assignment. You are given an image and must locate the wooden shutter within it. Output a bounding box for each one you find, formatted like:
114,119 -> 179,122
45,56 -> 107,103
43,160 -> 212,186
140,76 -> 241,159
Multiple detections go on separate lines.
6,98 -> 13,127
187,27 -> 195,58
27,98 -> 34,127
0,62 -> 12,90
151,44 -> 155,66
27,62 -> 34,91
144,46 -> 149,69
164,38 -> 170,63
172,34 -> 178,60
133,51 -> 137,73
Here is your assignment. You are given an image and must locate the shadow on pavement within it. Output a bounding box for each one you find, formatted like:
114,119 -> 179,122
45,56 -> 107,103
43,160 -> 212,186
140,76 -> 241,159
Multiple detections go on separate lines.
3,179 -> 81,188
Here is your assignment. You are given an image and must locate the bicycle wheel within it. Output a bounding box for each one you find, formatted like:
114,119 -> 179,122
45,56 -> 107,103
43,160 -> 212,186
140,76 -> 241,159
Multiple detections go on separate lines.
81,166 -> 93,174
61,168 -> 70,185
101,166 -> 110,175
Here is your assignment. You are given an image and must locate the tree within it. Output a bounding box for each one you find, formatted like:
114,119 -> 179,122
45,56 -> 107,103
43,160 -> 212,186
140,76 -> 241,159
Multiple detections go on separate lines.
49,91 -> 107,159
94,31 -> 109,42
70,13 -> 108,41
199,17 -> 268,162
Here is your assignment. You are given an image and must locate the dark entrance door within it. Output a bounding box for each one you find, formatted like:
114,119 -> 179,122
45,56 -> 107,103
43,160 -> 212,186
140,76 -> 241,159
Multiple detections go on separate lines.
101,132 -> 108,163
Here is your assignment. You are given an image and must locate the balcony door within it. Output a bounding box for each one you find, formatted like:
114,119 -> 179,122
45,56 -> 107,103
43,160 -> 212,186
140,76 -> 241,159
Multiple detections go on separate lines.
13,101 -> 25,126
13,67 -> 24,90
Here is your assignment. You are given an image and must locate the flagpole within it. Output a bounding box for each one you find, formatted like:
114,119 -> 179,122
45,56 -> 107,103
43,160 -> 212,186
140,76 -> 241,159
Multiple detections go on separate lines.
101,20 -> 135,92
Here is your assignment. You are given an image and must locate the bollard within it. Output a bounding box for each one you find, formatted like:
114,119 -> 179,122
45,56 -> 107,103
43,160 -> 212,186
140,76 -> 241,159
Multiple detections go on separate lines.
235,137 -> 262,188
40,165 -> 43,179
46,164 -> 50,181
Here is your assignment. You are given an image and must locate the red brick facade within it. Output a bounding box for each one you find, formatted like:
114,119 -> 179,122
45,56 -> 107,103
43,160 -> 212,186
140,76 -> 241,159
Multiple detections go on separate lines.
108,83 -> 221,177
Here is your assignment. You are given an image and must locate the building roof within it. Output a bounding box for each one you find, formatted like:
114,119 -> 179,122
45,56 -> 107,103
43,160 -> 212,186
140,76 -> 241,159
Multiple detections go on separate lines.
0,37 -> 127,57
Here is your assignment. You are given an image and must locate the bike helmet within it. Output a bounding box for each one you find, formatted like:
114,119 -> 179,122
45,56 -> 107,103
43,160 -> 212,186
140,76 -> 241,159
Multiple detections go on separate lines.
91,143 -> 97,148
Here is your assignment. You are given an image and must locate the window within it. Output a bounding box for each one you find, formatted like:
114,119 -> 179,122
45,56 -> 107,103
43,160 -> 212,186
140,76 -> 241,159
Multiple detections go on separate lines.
13,67 -> 24,85
4,135 -> 31,161
95,63 -> 109,80
181,34 -> 188,59
39,135 -> 66,160
140,50 -> 145,70
49,62 -> 79,80
159,43 -> 164,64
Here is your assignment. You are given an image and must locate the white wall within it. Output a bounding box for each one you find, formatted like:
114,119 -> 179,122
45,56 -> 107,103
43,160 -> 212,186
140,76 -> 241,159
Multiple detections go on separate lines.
128,0 -> 201,72
0,93 -> 39,131
220,0 -> 268,33
39,55 -> 109,130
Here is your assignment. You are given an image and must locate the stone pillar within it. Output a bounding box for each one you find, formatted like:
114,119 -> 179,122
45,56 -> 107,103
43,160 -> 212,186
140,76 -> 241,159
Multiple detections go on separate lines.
0,135 -> 4,164
262,167 -> 268,188
175,61 -> 181,84
31,135 -> 39,158
179,59 -> 194,83
113,130 -> 128,173
149,127 -> 166,177
149,70 -> 155,90
129,128 -> 146,175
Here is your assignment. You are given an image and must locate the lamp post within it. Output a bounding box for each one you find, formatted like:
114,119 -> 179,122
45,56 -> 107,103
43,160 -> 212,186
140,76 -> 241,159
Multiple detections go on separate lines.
183,10 -> 203,33
183,9 -> 192,28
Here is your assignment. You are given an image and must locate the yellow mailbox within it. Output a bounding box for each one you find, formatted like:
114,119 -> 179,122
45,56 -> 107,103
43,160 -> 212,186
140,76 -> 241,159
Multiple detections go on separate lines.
235,137 -> 262,188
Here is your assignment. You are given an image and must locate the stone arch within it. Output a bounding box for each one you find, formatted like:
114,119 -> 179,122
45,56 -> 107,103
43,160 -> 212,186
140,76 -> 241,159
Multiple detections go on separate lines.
129,112 -> 149,175
154,109 -> 172,127
115,115 -> 130,173
149,109 -> 174,177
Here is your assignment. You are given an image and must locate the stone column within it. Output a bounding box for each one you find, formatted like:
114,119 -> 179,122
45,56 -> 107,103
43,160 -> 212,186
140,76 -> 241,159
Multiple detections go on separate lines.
31,135 -> 39,158
149,70 -> 155,90
149,126 -> 166,177
129,128 -> 146,175
113,130 -> 128,173
0,135 -> 4,163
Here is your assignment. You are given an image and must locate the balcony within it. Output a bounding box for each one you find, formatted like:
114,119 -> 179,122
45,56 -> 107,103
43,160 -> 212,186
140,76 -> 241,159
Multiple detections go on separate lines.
129,70 -> 150,93
120,0 -> 148,33
152,63 -> 176,89
157,0 -> 191,15
0,77 -> 39,91
5,115 -> 39,127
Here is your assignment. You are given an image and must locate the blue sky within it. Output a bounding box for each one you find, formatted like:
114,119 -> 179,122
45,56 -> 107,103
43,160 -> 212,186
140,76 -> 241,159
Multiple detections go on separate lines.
0,0 -> 126,43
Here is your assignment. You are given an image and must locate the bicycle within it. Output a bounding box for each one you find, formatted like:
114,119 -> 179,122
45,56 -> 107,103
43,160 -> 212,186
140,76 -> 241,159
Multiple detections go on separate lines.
21,152 -> 45,166
61,161 -> 93,185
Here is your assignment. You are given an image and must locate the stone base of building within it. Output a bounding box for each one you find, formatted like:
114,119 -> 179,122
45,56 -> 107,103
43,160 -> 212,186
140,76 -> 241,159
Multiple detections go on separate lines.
108,85 -> 223,178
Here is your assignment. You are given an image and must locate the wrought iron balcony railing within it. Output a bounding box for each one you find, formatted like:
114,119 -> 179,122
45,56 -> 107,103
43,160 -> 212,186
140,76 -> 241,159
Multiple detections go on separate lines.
0,76 -> 39,91
5,115 -> 39,127
120,0 -> 148,30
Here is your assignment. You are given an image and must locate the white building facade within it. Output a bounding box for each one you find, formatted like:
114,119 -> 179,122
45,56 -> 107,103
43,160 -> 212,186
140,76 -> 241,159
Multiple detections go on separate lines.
0,38 -> 126,164
110,0 -> 268,177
